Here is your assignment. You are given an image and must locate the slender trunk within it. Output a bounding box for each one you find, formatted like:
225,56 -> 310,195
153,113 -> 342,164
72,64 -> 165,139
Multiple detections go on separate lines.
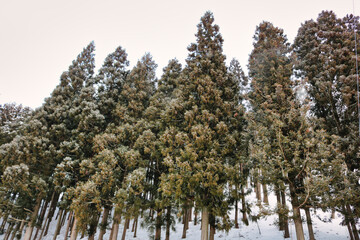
61,211 -> 68,227
155,210 -> 162,240
181,207 -> 188,239
346,221 -> 355,240
121,218 -> 129,240
194,209 -> 198,226
24,196 -> 42,240
33,200 -> 48,240
346,204 -> 360,240
275,187 -> 284,231
240,186 -> 248,226
4,222 -> 14,240
234,199 -> 239,228
131,216 -> 136,232
53,209 -> 64,240
188,207 -> 192,222
9,221 -> 20,240
281,190 -> 290,238
133,217 -> 138,238
292,206 -> 305,240
255,181 -> 261,202
304,207 -> 315,240
99,207 -> 110,240
111,211 -> 121,240
44,192 -> 59,237
63,212 -> 73,240
331,208 -> 336,219
0,213 -> 9,232
209,213 -> 215,240
201,207 -> 209,240
262,183 -> 269,204
69,217 -> 78,240
165,206 -> 171,240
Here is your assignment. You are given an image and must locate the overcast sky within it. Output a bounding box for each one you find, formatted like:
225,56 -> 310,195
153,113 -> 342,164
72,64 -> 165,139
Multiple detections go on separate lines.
0,0 -> 357,109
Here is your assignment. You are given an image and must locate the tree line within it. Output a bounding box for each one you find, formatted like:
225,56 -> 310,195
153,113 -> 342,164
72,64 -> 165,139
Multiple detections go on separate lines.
0,10 -> 359,240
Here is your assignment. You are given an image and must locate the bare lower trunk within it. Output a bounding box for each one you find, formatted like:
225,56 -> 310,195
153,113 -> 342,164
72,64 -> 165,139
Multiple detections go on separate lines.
111,211 -> 121,240
33,199 -> 48,240
53,209 -> 64,240
182,207 -> 188,239
194,209 -> 198,226
155,210 -> 162,240
235,199 -> 239,228
304,207 -> 315,240
133,217 -> 138,238
292,204 -> 305,240
209,213 -> 215,240
4,222 -> 14,240
346,204 -> 360,240
0,213 -> 9,232
165,206 -> 171,240
331,208 -> 336,219
262,184 -> 269,204
44,192 -> 59,237
24,196 -> 42,240
275,187 -> 284,231
121,218 -> 129,240
69,217 -> 78,240
281,190 -> 290,238
99,207 -> 110,240
240,186 -> 248,225
10,221 -> 21,240
201,207 -> 209,240
63,212 -> 73,240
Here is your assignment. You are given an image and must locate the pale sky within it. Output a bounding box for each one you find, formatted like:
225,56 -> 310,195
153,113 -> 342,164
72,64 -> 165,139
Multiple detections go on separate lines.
0,0 -> 357,109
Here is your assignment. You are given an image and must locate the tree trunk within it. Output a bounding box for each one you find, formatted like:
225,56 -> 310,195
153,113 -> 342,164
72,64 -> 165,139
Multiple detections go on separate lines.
262,183 -> 269,204
188,207 -> 192,222
346,221 -> 355,240
111,211 -> 121,240
346,204 -> 360,240
165,206 -> 171,240
155,210 -> 162,240
331,208 -> 336,219
53,209 -> 64,240
69,217 -> 78,240
275,187 -> 284,231
304,207 -> 315,240
234,199 -> 239,228
209,213 -> 215,240
201,207 -> 209,240
194,209 -> 198,226
9,221 -> 20,240
181,207 -> 188,239
0,213 -> 9,233
24,196 -> 42,240
121,218 -> 129,240
63,212 -> 73,240
4,222 -> 14,240
43,192 -> 59,237
33,199 -> 48,240
98,207 -> 110,240
255,181 -> 261,202
240,186 -> 248,225
281,190 -> 290,238
133,217 -> 138,238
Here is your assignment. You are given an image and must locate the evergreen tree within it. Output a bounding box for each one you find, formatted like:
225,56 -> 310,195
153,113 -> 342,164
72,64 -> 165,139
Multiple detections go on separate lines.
161,12 -> 242,240
293,11 -> 360,239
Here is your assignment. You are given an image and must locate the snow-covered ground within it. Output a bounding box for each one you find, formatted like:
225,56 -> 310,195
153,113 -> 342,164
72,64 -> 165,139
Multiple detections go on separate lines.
35,190 -> 351,240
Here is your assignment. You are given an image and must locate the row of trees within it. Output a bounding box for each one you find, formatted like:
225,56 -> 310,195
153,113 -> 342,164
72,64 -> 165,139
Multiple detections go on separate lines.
0,10 -> 359,240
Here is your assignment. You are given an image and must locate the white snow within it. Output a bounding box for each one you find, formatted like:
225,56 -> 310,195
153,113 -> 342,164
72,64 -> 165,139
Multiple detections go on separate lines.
29,188 -> 351,240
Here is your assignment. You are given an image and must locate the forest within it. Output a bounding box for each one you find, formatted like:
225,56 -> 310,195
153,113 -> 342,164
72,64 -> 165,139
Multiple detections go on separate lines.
0,10 -> 359,240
